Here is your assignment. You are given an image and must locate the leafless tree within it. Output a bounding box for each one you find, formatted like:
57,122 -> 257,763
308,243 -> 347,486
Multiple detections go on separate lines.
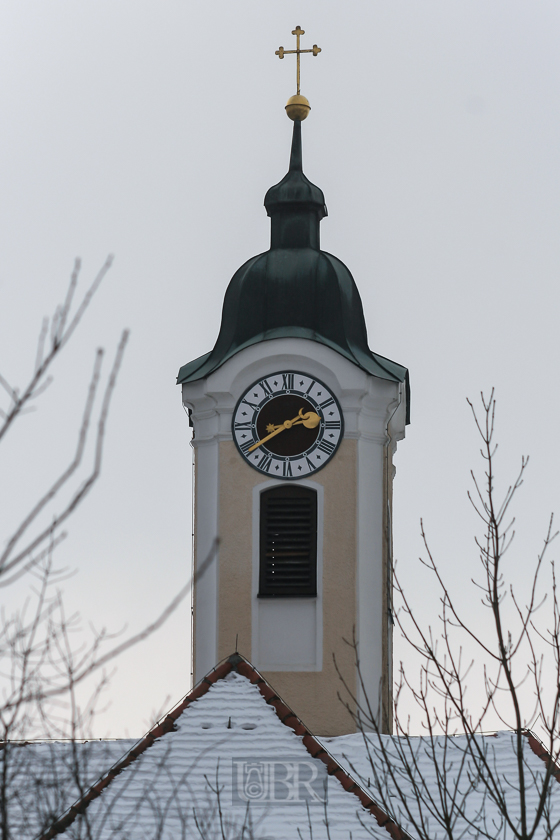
0,258 -> 129,838
339,391 -> 560,840
0,261 -> 206,840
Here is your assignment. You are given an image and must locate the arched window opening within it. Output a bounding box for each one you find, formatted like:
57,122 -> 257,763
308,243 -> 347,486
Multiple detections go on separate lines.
259,485 -> 317,598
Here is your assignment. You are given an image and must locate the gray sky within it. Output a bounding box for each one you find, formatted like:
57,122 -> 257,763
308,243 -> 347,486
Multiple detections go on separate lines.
1,1 -> 559,737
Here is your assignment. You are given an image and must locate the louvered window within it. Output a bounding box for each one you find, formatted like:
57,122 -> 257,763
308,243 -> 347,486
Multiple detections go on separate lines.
259,485 -> 317,598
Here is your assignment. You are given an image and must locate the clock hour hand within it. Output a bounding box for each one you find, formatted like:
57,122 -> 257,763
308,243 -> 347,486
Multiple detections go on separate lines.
267,411 -> 320,433
292,411 -> 320,429
247,409 -> 320,453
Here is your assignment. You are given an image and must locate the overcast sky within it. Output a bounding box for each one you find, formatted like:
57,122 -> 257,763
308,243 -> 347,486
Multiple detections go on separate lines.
1,2 -> 559,737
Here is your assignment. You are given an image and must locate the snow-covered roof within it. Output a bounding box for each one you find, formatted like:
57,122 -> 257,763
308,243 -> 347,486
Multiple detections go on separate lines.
324,730 -> 560,840
9,654 -> 560,840
36,654 -> 398,840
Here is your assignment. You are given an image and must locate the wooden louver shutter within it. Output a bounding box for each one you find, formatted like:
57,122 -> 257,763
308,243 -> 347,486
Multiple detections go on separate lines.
259,485 -> 318,598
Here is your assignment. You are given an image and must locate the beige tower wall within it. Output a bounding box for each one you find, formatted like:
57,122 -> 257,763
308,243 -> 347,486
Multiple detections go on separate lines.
217,439 -> 357,737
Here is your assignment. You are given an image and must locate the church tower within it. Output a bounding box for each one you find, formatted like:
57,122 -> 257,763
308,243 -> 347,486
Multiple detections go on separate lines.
178,30 -> 409,737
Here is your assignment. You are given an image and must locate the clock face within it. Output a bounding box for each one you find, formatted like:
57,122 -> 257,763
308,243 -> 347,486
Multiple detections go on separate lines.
232,371 -> 344,478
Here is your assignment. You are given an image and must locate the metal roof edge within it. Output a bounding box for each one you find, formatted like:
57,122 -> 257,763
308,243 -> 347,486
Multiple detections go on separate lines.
177,333 -> 407,386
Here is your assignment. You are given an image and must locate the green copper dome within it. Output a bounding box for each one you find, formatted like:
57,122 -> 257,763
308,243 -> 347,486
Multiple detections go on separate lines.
177,121 -> 409,421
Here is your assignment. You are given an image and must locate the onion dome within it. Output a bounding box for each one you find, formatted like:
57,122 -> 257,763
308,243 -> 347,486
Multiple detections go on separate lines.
177,120 -> 409,421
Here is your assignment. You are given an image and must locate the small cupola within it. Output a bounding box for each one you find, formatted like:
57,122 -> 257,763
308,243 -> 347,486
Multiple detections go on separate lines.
264,120 -> 327,250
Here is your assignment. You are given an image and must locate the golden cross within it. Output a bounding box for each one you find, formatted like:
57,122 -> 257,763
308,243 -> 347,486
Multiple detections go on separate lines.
275,26 -> 321,95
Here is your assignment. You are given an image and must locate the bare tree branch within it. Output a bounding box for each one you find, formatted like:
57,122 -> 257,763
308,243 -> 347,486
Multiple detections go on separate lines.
0,257 -> 113,446
0,329 -> 129,581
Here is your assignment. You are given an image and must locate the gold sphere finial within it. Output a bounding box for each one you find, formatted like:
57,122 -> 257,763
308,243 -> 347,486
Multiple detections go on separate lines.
285,94 -> 311,121
275,26 -> 321,120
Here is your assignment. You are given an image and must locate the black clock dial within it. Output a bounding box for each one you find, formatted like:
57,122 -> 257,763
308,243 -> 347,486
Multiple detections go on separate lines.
256,394 -> 319,457
232,371 -> 344,478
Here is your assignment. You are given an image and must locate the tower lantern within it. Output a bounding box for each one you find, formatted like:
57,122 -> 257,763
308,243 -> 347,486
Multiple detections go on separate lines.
178,31 -> 409,736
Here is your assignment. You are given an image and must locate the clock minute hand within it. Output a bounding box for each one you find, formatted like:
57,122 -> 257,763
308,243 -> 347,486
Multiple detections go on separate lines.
247,410 -> 320,453
247,413 -> 300,452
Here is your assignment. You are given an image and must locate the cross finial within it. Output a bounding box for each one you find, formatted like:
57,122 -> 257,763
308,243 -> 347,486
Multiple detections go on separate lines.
275,25 -> 321,96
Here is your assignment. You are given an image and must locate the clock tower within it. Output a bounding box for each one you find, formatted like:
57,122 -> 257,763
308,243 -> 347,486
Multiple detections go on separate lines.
178,35 -> 409,737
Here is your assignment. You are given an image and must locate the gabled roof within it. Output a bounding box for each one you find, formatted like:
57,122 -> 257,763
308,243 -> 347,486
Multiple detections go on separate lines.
39,653 -> 405,840
13,653 -> 560,840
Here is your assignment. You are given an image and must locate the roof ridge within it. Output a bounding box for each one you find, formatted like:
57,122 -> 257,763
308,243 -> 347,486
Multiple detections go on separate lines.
39,652 -> 407,840
231,656 -> 407,840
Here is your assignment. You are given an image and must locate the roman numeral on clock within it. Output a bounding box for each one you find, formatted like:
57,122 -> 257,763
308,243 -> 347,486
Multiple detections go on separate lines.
325,420 -> 341,429
305,456 -> 315,471
319,397 -> 335,409
305,379 -> 316,395
240,439 -> 256,455
317,439 -> 336,455
258,379 -> 273,395
282,460 -> 293,477
242,399 -> 260,411
258,453 -> 272,472
281,373 -> 294,390
234,422 -> 252,430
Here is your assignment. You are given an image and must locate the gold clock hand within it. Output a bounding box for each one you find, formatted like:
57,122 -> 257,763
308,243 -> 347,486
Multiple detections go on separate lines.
247,416 -> 298,452
247,409 -> 320,453
267,411 -> 320,433
293,411 -> 320,429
